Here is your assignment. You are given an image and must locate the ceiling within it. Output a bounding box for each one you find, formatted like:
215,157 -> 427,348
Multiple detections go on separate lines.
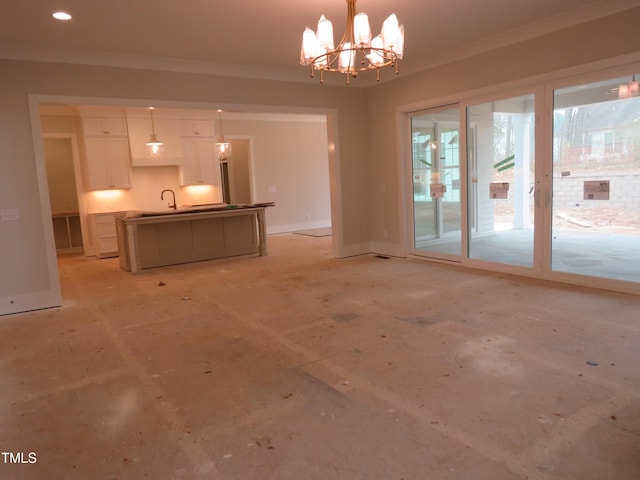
1,0 -> 638,87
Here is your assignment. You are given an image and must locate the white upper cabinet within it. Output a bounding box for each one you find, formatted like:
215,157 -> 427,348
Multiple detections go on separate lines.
179,137 -> 221,187
178,118 -> 220,186
126,116 -> 184,166
81,117 -> 131,190
81,117 -> 129,137
178,119 -> 215,137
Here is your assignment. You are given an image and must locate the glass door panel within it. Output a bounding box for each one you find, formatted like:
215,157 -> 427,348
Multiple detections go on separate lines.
552,74 -> 640,282
410,106 -> 462,258
467,94 -> 536,267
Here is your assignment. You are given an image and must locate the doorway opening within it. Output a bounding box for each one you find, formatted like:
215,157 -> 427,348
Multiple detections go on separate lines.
221,138 -> 253,205
41,134 -> 89,257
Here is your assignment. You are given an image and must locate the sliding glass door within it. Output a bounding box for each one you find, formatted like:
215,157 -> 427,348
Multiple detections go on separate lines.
410,106 -> 462,258
467,94 -> 536,267
407,70 -> 639,291
551,74 -> 640,283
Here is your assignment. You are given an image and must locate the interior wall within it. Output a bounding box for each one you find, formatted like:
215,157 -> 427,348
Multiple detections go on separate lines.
0,60 -> 369,316
223,118 -> 331,233
365,6 -> 640,257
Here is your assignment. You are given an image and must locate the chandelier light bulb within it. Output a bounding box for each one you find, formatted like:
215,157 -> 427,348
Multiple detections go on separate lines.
368,36 -> 385,66
353,13 -> 371,46
317,15 -> 335,51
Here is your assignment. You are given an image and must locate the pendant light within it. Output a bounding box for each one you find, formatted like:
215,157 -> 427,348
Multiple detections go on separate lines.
618,75 -> 638,98
216,110 -> 231,159
145,107 -> 164,159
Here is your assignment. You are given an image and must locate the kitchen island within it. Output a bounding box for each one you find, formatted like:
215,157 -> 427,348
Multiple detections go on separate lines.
115,203 -> 273,272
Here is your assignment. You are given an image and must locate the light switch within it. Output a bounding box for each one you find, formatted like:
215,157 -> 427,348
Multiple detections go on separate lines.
1,208 -> 20,221
268,186 -> 277,193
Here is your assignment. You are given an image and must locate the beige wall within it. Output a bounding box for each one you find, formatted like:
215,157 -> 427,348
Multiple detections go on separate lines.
223,118 -> 331,233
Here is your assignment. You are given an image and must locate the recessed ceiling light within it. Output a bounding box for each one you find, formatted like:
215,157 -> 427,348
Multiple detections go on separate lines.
52,11 -> 72,21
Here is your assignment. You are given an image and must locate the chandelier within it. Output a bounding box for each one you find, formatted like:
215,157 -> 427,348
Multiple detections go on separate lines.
300,0 -> 404,85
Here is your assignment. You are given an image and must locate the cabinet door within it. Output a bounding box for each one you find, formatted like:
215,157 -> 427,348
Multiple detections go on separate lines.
106,137 -> 132,188
103,117 -> 129,136
178,119 -> 215,137
84,138 -> 111,189
180,138 -> 220,185
180,138 -> 200,185
197,139 -> 221,185
92,212 -> 126,258
82,117 -> 128,136
85,137 -> 131,190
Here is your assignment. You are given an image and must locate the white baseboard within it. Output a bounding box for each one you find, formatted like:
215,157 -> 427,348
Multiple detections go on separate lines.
369,241 -> 407,258
267,220 -> 331,235
0,289 -> 62,317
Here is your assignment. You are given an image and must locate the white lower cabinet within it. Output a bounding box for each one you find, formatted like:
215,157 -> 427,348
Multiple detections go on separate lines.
179,137 -> 221,186
91,212 -> 127,258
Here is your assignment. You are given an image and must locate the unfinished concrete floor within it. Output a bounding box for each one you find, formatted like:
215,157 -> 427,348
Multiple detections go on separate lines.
1,233 -> 639,480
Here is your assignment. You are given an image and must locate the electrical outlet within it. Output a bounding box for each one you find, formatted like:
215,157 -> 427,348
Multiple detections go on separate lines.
1,208 -> 20,221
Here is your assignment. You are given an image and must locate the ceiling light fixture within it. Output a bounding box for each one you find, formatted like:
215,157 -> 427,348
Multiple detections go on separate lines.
145,108 -> 164,159
215,110 -> 231,159
618,76 -> 638,99
52,11 -> 72,21
300,0 -> 404,85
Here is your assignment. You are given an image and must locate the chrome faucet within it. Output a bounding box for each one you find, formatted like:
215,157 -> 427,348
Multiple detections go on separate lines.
161,189 -> 177,210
